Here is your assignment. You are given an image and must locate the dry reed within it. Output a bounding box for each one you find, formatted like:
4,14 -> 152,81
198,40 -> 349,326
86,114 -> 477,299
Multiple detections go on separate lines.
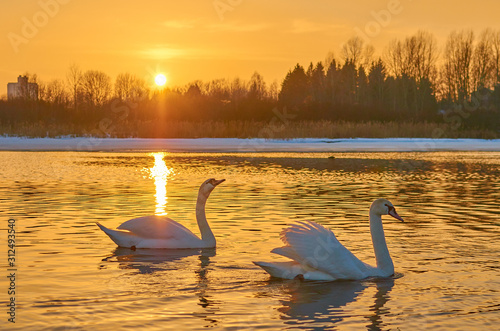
1,120 -> 497,139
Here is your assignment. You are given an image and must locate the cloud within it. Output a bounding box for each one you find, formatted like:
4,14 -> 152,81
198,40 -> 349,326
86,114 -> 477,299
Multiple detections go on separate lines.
162,20 -> 198,29
291,19 -> 324,33
206,22 -> 270,33
138,44 -> 227,61
161,19 -> 269,33
139,45 -> 187,60
289,19 -> 344,34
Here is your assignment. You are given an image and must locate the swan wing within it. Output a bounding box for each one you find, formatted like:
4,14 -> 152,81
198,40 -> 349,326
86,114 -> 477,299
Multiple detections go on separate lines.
275,221 -> 370,280
117,215 -> 200,241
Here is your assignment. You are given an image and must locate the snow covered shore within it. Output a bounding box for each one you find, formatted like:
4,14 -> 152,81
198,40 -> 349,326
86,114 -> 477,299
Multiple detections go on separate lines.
0,137 -> 499,152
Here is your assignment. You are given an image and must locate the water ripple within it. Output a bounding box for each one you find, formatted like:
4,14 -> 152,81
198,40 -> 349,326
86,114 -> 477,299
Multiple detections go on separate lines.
1,151 -> 499,330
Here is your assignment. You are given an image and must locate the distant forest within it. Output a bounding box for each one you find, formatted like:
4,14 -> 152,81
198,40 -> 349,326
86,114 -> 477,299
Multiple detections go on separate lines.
1,29 -> 500,138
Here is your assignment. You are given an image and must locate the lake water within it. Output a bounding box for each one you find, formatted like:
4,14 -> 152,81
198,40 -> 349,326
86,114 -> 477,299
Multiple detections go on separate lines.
1,151 -> 499,330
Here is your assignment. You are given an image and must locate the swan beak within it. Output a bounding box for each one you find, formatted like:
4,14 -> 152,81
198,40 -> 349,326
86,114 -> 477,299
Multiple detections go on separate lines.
213,179 -> 225,186
389,209 -> 404,222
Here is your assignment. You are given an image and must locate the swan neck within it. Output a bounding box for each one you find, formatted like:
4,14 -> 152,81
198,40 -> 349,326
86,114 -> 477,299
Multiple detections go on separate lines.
196,194 -> 215,247
369,211 -> 394,275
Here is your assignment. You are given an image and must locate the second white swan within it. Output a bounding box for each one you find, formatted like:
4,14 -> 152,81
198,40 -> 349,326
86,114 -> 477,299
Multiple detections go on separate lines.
254,198 -> 404,281
96,178 -> 225,249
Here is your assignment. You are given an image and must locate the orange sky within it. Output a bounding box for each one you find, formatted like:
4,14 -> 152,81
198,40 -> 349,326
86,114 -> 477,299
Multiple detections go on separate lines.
2,0 -> 500,96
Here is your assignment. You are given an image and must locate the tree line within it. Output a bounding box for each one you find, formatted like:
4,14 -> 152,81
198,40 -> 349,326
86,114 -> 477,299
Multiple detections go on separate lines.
1,28 -> 500,134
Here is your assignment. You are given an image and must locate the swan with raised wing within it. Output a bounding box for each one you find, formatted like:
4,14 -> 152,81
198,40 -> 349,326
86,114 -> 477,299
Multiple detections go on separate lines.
96,178 -> 225,249
254,198 -> 404,281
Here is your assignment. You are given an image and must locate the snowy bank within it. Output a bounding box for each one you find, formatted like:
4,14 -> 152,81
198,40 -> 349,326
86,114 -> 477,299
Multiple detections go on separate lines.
0,137 -> 499,152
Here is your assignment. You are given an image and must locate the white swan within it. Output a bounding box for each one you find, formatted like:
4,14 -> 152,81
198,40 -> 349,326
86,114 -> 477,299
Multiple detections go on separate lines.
254,198 -> 404,281
96,178 -> 225,249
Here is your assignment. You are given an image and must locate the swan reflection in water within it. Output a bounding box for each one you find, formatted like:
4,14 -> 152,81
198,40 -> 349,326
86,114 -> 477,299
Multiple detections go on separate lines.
100,247 -> 215,274
100,247 -> 219,325
259,276 -> 395,330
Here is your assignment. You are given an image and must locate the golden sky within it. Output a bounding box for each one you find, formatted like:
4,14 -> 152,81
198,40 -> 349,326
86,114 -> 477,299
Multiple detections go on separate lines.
2,0 -> 500,95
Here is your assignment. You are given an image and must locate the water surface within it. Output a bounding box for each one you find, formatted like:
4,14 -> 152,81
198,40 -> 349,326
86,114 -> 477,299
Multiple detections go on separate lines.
1,151 -> 499,330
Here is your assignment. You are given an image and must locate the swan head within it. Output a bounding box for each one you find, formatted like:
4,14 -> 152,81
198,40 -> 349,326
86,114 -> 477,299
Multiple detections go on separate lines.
370,198 -> 404,222
199,178 -> 225,198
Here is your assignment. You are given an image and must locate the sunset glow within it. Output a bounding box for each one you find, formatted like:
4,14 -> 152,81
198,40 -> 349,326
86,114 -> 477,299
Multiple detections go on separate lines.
2,1 -> 500,92
3,1 -> 500,329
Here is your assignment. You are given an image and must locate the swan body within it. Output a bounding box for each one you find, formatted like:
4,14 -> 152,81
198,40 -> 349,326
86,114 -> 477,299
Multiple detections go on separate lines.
96,178 -> 225,249
254,198 -> 404,281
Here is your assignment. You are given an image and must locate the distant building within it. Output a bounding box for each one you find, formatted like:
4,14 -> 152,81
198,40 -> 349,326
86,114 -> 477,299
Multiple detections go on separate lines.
7,75 -> 38,100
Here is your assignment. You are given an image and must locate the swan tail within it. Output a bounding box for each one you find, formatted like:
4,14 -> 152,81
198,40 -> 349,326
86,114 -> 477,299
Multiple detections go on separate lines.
270,246 -> 303,262
96,222 -> 140,248
253,261 -> 306,280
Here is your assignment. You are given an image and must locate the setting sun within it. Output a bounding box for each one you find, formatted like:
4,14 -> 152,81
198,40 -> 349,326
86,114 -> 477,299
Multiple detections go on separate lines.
155,74 -> 167,87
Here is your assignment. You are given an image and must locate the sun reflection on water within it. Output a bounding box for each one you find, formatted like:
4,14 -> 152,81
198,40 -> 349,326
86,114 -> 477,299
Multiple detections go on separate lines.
3,151 -> 500,330
147,152 -> 174,215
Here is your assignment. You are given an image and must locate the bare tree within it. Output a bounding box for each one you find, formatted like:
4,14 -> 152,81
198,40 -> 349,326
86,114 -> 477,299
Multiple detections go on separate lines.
384,30 -> 438,82
268,80 -> 279,100
248,71 -> 267,100
362,44 -> 375,68
341,36 -> 364,67
492,30 -> 500,85
442,30 -> 475,104
384,31 -> 438,113
324,51 -> 336,69
205,78 -> 230,100
472,29 -> 495,91
81,70 -> 112,108
66,64 -> 83,110
384,39 -> 405,77
115,73 -> 148,101
413,31 -> 438,82
44,79 -> 68,105
230,77 -> 247,101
